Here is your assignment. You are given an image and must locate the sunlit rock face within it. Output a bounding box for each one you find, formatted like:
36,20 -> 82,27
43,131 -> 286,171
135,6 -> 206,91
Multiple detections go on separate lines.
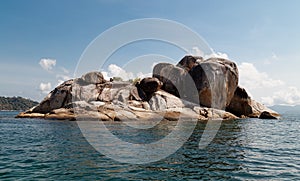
189,57 -> 239,109
153,56 -> 239,109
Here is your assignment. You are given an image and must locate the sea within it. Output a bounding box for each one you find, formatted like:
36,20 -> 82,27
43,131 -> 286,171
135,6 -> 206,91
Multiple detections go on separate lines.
0,110 -> 299,180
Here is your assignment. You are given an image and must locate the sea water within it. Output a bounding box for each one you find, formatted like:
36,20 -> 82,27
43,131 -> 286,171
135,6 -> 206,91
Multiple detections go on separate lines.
0,111 -> 299,180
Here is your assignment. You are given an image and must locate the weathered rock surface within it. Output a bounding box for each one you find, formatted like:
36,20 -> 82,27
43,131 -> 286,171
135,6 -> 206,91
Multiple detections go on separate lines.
189,57 -> 239,109
154,63 -> 185,97
16,56 -> 279,121
153,56 -> 239,109
31,79 -> 73,114
226,86 -> 252,117
78,71 -> 106,84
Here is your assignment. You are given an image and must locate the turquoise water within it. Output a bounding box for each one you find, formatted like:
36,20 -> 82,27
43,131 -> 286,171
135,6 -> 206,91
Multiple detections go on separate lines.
0,111 -> 299,180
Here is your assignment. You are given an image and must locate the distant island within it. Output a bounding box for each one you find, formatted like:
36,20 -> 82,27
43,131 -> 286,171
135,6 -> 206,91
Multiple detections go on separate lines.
270,105 -> 300,114
0,96 -> 38,111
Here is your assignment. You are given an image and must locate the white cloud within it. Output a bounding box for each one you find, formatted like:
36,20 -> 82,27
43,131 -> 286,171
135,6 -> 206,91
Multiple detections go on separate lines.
39,82 -> 52,94
216,52 -> 229,59
206,52 -> 229,59
191,47 -> 229,59
237,62 -> 300,106
238,62 -> 284,90
204,49 -> 229,59
101,64 -> 152,81
39,58 -> 56,71
261,87 -> 300,106
136,72 -> 152,79
109,64 -> 134,80
102,64 -> 134,81
101,71 -> 109,80
191,47 -> 204,57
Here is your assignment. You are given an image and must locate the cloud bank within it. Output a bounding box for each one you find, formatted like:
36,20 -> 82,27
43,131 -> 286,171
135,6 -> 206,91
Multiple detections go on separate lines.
261,87 -> 300,106
191,47 -> 229,59
238,62 -> 300,106
238,62 -> 284,90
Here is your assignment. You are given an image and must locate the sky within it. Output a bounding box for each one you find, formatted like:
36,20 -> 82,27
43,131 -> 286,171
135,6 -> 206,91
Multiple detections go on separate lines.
1,0 -> 300,106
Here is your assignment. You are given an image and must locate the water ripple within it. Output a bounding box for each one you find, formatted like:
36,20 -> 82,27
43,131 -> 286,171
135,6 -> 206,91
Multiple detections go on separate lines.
0,111 -> 299,180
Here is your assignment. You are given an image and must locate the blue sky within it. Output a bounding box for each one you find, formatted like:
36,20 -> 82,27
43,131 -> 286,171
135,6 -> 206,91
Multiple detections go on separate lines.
1,0 -> 300,105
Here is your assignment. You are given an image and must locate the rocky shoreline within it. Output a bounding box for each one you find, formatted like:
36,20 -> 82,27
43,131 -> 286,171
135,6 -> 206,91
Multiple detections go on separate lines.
16,56 -> 280,121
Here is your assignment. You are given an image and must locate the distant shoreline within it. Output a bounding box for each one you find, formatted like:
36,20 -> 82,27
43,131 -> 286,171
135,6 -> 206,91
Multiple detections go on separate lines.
0,96 -> 38,111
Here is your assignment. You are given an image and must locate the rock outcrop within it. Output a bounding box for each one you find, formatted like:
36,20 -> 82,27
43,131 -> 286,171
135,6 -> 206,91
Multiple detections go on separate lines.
226,86 -> 280,119
16,55 -> 280,121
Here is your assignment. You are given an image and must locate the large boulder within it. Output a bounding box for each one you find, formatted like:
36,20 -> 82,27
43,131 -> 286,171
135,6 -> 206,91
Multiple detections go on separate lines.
157,64 -> 197,100
153,56 -> 239,109
72,83 -> 103,102
153,63 -> 188,97
152,62 -> 173,81
225,86 -> 252,117
32,79 -> 73,114
32,72 -> 107,114
189,57 -> 239,109
79,71 -> 106,84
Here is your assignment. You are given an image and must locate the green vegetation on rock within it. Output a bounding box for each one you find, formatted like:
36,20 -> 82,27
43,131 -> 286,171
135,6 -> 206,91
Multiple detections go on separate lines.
0,96 -> 38,110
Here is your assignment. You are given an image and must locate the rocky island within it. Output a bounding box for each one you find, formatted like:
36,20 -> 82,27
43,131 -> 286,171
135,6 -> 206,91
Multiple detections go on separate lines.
16,56 -> 280,121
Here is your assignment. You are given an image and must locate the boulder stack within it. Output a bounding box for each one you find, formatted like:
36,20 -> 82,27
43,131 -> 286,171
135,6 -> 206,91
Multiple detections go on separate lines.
16,55 -> 280,120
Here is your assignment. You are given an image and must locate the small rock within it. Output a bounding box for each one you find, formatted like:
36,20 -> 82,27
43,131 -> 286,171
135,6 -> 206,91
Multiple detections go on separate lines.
149,93 -> 167,111
259,111 -> 278,119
